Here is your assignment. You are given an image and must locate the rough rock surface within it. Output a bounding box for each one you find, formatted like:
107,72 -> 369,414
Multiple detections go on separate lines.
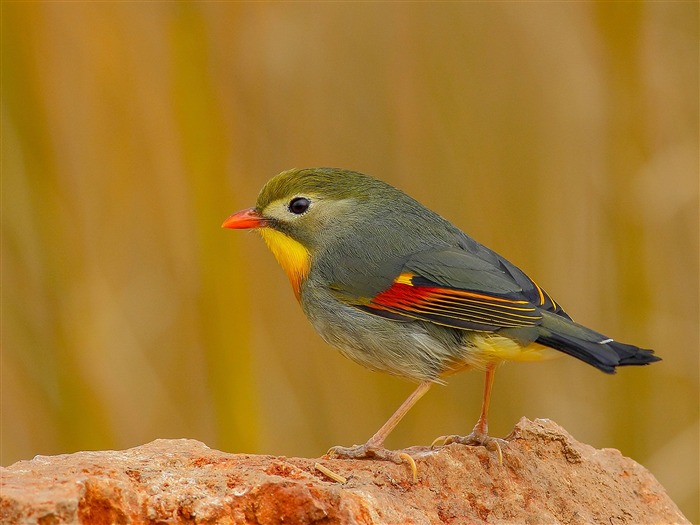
0,418 -> 688,525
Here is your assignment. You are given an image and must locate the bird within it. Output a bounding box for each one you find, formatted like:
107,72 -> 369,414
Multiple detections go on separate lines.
222,167 -> 660,472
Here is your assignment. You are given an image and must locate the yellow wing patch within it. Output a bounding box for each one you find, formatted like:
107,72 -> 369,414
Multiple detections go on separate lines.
394,272 -> 415,286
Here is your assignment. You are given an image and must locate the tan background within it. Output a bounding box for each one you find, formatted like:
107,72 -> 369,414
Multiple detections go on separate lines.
2,2 -> 698,520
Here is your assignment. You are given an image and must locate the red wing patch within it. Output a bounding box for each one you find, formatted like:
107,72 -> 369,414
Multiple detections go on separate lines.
361,272 -> 542,331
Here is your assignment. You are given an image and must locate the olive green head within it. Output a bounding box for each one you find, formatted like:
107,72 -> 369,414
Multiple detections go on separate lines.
256,168 -> 386,208
251,167 -> 413,251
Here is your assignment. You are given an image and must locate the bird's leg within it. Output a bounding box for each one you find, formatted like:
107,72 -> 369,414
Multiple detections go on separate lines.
432,362 -> 506,463
469,360 -> 496,440
327,380 -> 432,474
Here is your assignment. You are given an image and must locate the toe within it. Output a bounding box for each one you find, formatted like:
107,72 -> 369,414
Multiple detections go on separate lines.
430,432 -> 507,464
326,444 -> 419,481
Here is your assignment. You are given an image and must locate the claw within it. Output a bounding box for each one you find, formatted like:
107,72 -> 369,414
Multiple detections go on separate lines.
488,438 -> 504,465
398,452 -> 418,482
430,435 -> 448,449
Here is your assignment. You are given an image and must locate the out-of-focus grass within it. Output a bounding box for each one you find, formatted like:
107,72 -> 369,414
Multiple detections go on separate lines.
2,2 -> 697,520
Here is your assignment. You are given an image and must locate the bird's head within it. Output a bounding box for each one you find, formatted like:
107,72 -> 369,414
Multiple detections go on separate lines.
222,168 -> 395,299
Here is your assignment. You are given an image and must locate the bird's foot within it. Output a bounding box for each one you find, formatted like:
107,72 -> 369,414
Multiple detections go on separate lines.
326,443 -> 418,481
431,431 -> 506,464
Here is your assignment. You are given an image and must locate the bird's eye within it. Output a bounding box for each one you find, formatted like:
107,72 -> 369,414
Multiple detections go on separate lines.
288,197 -> 310,215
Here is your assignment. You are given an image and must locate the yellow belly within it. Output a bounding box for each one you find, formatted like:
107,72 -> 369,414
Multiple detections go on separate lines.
470,333 -> 560,362
443,332 -> 561,376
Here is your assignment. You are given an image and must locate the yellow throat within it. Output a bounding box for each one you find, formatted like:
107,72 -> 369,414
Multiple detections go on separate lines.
258,228 -> 311,300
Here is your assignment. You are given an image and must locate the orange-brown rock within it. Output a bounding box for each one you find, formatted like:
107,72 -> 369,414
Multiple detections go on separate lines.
0,418 -> 688,524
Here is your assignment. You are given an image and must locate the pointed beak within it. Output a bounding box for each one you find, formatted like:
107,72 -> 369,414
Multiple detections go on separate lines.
221,207 -> 267,229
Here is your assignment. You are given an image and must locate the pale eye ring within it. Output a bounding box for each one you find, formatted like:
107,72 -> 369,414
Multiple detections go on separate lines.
288,197 -> 310,215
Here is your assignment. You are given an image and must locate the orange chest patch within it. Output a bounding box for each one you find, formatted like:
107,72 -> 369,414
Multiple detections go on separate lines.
258,228 -> 311,300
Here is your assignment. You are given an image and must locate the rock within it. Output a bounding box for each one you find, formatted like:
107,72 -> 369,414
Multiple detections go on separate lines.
0,418 -> 689,525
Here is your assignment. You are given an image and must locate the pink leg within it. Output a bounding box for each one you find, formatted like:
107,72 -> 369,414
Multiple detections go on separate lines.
472,361 -> 497,437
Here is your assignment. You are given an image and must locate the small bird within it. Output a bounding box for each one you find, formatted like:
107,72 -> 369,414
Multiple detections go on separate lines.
222,168 -> 659,470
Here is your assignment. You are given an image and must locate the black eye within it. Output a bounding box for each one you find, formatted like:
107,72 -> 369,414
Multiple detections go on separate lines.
288,197 -> 310,215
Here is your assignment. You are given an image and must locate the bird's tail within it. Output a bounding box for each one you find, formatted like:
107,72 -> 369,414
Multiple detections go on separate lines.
535,312 -> 661,374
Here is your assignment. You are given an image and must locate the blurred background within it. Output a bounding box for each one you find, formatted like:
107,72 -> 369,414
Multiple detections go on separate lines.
2,2 -> 698,520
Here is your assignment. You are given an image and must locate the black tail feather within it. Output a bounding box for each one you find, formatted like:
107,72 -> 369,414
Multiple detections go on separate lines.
610,340 -> 661,366
536,332 -> 660,374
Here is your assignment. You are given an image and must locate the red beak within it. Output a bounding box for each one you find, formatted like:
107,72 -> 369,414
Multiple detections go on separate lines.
221,207 -> 267,229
